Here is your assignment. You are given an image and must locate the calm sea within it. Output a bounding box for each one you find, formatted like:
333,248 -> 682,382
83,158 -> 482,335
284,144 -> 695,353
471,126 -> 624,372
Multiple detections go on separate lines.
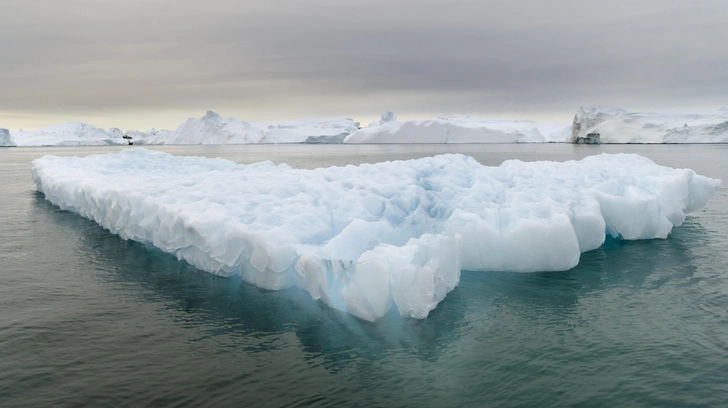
1,144 -> 727,407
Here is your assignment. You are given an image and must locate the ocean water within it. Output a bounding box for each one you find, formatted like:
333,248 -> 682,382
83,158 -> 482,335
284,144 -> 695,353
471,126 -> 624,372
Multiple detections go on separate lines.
1,144 -> 727,407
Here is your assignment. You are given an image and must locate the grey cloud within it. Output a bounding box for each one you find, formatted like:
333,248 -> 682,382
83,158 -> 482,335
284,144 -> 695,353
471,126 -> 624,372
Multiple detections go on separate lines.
1,0 -> 726,126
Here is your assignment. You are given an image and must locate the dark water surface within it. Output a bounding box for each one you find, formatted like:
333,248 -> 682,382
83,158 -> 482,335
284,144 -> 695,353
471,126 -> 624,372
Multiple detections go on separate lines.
1,144 -> 727,407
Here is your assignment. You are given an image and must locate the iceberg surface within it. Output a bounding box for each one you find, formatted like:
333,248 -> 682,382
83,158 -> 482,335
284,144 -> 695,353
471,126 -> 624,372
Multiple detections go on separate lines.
570,106 -> 728,143
32,149 -> 720,320
344,113 -> 566,143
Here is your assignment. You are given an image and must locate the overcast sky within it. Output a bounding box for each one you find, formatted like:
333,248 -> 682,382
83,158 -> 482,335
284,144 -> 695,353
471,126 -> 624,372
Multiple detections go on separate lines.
1,0 -> 726,130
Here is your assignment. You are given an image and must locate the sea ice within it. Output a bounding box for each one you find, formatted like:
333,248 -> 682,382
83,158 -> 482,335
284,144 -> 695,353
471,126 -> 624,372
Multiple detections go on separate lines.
570,106 -> 728,143
32,149 -> 720,321
344,113 -> 567,143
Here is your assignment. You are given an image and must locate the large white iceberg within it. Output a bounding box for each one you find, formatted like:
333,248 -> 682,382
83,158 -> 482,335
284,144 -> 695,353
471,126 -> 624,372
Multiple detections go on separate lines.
344,114 -> 569,143
32,149 -> 719,320
10,122 -> 130,146
570,106 -> 728,143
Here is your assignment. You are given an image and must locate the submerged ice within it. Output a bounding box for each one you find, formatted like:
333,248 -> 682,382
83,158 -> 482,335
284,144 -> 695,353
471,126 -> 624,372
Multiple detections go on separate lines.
32,149 -> 720,321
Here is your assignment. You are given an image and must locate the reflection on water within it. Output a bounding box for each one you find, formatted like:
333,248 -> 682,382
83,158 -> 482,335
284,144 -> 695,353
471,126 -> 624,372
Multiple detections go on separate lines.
1,144 -> 727,407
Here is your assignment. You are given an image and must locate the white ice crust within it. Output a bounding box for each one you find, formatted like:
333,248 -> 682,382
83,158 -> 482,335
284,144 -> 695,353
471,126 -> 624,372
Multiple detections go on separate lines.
344,114 -> 569,143
570,106 -> 728,143
32,149 -> 720,320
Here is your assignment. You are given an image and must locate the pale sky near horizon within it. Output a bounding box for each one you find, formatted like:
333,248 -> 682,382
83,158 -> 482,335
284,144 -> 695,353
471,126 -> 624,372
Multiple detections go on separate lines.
1,0 -> 726,131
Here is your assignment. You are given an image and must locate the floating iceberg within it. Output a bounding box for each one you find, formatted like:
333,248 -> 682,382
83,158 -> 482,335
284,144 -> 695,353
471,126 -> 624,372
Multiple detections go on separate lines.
570,106 -> 728,143
32,149 -> 720,320
10,122 -> 130,146
344,114 -> 567,143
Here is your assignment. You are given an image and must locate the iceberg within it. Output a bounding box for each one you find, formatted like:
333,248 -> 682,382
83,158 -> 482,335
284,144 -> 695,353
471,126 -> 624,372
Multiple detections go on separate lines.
146,111 -> 360,145
10,122 -> 130,146
32,149 -> 719,321
570,106 -> 728,143
344,113 -> 566,143
0,128 -> 13,146
537,123 -> 573,143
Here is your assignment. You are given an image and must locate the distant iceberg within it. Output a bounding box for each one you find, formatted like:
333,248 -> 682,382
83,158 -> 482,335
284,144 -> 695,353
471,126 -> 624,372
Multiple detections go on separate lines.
10,122 -> 129,146
32,149 -> 720,321
570,106 -> 728,143
156,111 -> 360,145
3,111 -> 360,146
344,113 -> 570,143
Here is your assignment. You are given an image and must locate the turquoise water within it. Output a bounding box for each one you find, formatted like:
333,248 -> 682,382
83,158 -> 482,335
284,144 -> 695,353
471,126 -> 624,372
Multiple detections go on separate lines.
1,144 -> 727,407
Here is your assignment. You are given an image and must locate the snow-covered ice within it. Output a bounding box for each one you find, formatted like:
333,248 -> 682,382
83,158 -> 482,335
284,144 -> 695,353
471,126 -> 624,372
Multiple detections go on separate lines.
32,149 -> 719,320
570,106 -> 728,143
10,122 -> 130,146
344,114 -> 567,143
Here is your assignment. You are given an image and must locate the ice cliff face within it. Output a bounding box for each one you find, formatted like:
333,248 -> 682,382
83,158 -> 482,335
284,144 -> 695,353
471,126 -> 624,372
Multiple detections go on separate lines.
345,114 -> 559,143
0,128 -> 13,146
570,106 -> 728,143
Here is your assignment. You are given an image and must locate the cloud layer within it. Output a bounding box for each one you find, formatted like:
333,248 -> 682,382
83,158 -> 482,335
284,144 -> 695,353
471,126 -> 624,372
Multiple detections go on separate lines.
1,0 -> 726,129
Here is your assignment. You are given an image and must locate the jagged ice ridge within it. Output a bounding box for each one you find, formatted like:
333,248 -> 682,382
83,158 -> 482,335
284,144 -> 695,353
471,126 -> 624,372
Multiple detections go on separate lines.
32,149 -> 720,320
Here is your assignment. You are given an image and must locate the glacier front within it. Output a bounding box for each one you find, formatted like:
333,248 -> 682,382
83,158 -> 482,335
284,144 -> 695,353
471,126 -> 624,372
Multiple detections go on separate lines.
32,149 -> 720,321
